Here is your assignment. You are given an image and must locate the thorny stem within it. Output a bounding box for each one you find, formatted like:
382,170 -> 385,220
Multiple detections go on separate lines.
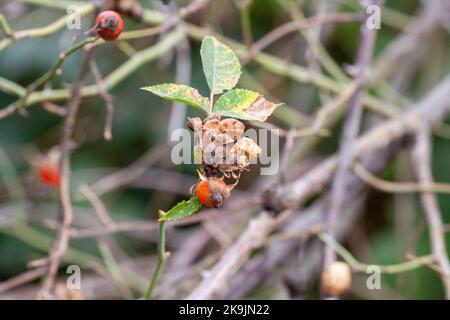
145,221 -> 167,300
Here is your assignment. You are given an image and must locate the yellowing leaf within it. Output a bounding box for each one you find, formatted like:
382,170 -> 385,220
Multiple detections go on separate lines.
159,196 -> 203,221
213,89 -> 281,121
200,36 -> 241,95
141,83 -> 209,112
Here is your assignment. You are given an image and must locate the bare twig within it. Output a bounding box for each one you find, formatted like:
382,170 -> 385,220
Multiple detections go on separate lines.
70,195 -> 258,238
88,141 -> 169,197
20,37 -> 99,109
202,217 -> 233,249
354,162 -> 450,194
187,211 -> 280,299
41,101 -> 67,116
0,103 -> 19,120
38,46 -> 96,299
372,0 -> 445,84
0,267 -> 46,294
167,33 -> 191,137
89,60 -> 115,141
241,12 -> 361,65
269,74 -> 450,212
78,183 -> 114,226
411,124 -> 450,298
324,0 -> 380,269
190,73 -> 450,299
318,232 -> 436,274
236,0 -> 253,47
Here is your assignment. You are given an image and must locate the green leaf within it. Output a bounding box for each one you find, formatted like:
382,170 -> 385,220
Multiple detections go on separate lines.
200,36 -> 241,95
213,89 -> 281,121
159,196 -> 203,221
141,83 -> 209,112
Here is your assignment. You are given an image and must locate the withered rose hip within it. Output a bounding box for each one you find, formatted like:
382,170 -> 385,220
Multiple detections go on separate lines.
195,177 -> 230,208
321,261 -> 352,296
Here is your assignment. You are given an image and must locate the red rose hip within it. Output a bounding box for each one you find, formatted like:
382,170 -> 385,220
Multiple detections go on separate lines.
39,163 -> 61,187
195,177 -> 230,208
95,10 -> 124,41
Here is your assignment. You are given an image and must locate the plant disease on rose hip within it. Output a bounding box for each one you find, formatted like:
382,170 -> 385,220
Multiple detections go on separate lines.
141,36 -> 281,299
142,36 -> 281,217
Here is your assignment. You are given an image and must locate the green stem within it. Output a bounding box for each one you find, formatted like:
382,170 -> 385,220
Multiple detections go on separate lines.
145,221 -> 166,300
24,28 -> 183,106
0,3 -> 95,52
209,92 -> 214,114
98,240 -> 134,300
17,0 -> 79,9
239,0 -> 253,47
0,76 -> 26,96
20,36 -> 99,106
318,232 -> 436,274
0,14 -> 12,37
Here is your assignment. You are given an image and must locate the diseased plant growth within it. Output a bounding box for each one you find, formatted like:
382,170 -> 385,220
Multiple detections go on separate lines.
143,36 -> 279,220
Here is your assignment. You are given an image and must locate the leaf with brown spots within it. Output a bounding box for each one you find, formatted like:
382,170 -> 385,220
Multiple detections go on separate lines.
213,89 -> 281,122
141,83 -> 209,112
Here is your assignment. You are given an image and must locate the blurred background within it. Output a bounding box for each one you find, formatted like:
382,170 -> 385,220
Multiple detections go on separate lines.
1,0 -> 450,299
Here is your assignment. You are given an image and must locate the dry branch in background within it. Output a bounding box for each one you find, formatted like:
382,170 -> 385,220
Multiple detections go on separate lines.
187,74 -> 450,299
1,0 -> 450,301
324,0 -> 380,271
38,47 -> 96,299
411,125 -> 450,298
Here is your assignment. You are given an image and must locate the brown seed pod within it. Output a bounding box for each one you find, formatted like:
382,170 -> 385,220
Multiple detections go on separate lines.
215,133 -> 235,145
202,116 -> 221,131
321,261 -> 352,296
231,136 -> 262,166
219,118 -> 245,140
187,117 -> 202,131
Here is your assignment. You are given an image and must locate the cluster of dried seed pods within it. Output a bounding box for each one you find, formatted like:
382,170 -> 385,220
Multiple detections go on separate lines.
188,116 -> 262,176
188,116 -> 262,208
